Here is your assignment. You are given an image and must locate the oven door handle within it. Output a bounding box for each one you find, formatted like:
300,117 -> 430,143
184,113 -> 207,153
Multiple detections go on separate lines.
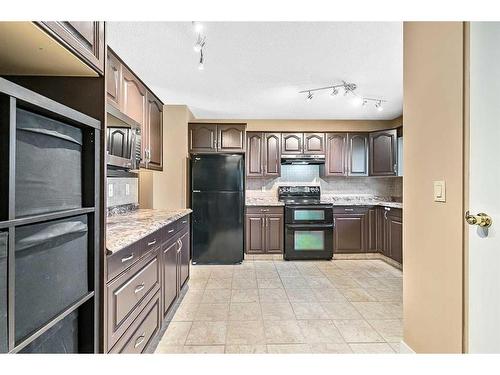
286,223 -> 334,229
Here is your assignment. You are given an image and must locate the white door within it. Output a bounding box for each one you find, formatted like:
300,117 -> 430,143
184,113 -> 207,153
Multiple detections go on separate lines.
468,22 -> 500,353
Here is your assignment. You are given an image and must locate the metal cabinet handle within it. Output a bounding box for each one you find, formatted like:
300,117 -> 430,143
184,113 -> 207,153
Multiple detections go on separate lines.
134,283 -> 145,294
260,209 -> 270,212
384,211 -> 388,220
147,239 -> 157,246
167,229 -> 174,234
182,220 -> 187,224
344,208 -> 354,212
134,334 -> 146,348
121,253 -> 134,263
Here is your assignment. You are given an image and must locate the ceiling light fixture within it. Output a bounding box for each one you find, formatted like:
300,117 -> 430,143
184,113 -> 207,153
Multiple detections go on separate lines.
299,80 -> 387,111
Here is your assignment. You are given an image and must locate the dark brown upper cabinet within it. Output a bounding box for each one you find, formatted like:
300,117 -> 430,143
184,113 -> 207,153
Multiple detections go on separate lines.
347,133 -> 369,176
281,133 -> 304,154
322,133 -> 347,176
246,132 -> 281,178
246,132 -> 264,177
189,123 -> 245,153
303,133 -> 325,154
264,133 -> 281,177
146,93 -> 163,171
39,22 -> 105,74
106,49 -> 164,171
189,124 -> 218,153
218,124 -> 246,152
106,52 -> 122,109
369,129 -> 397,176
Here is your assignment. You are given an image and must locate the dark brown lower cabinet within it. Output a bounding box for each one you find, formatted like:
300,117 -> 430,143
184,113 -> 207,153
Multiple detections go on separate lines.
245,206 -> 284,254
333,207 -> 368,253
105,214 -> 191,353
333,206 -> 403,265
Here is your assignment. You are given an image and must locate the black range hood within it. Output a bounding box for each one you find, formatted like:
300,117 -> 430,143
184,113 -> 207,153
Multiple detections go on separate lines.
281,154 -> 325,165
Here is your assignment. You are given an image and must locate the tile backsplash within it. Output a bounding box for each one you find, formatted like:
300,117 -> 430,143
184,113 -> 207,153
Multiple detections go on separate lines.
107,177 -> 139,208
246,165 -> 402,198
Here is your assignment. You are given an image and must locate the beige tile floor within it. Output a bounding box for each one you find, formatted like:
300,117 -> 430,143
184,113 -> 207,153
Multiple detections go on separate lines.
155,259 -> 402,354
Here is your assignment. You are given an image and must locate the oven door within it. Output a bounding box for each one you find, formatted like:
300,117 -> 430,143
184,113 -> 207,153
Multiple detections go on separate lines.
285,205 -> 333,224
284,223 -> 333,260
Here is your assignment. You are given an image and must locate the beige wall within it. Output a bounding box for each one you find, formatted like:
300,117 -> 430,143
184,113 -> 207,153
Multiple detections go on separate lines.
194,117 -> 402,132
139,105 -> 193,209
403,22 -> 464,353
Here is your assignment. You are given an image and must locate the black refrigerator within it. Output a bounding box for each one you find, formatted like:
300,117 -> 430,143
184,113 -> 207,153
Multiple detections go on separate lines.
190,154 -> 245,264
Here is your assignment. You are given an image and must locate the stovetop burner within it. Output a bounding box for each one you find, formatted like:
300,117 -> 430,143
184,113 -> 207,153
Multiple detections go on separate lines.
278,186 -> 322,205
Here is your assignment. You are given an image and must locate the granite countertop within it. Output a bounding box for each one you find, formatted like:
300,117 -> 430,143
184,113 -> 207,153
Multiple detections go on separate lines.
245,191 -> 402,209
106,208 -> 192,254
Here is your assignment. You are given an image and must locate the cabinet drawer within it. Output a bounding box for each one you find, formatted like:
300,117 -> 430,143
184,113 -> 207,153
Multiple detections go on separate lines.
109,291 -> 160,354
106,250 -> 160,349
246,206 -> 284,215
143,229 -> 161,255
332,206 -> 369,214
177,215 -> 190,234
107,240 -> 143,281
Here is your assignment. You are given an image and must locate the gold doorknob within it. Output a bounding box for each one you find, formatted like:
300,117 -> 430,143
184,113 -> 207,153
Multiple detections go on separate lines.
465,211 -> 492,228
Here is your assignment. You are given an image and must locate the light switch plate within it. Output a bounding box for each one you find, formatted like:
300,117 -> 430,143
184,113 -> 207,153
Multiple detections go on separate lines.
433,180 -> 446,202
108,183 -> 114,198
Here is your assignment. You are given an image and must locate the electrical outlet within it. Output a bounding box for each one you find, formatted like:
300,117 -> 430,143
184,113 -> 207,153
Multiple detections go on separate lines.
108,183 -> 114,198
125,183 -> 130,196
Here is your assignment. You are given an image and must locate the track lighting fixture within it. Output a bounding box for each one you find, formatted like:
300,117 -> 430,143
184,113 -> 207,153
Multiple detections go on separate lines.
198,49 -> 204,70
299,80 -> 387,110
193,35 -> 206,53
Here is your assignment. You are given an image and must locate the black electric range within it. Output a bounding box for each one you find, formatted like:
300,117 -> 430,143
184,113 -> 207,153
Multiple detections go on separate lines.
278,186 -> 333,260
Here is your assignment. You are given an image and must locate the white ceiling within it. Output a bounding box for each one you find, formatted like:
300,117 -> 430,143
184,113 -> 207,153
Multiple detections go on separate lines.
107,22 -> 402,120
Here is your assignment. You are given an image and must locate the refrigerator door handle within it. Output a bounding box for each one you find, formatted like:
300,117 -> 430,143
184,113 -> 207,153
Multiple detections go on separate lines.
193,190 -> 201,193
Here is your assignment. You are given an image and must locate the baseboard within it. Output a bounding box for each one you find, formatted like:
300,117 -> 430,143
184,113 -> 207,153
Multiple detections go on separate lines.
333,252 -> 403,270
399,341 -> 416,354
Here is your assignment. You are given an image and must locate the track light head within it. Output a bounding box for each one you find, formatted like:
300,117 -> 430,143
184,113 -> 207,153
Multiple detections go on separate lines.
352,96 -> 363,106
375,101 -> 384,111
330,87 -> 339,97
198,50 -> 204,70
193,22 -> 203,33
306,91 -> 313,101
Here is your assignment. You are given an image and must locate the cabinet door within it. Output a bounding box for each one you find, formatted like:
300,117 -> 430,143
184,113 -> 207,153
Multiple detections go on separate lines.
122,67 -> 147,126
146,92 -> 163,171
333,214 -> 367,253
303,133 -> 325,154
178,231 -> 190,288
40,22 -> 105,73
245,215 -> 266,254
162,240 -> 178,314
324,133 -> 347,176
264,133 -> 281,177
347,133 -> 369,176
387,209 -> 403,264
246,132 -> 264,177
106,51 -> 122,109
368,208 -> 378,251
369,129 -> 397,176
281,133 -> 303,154
376,207 -> 385,252
218,124 -> 246,152
189,124 -> 218,153
265,214 -> 284,254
